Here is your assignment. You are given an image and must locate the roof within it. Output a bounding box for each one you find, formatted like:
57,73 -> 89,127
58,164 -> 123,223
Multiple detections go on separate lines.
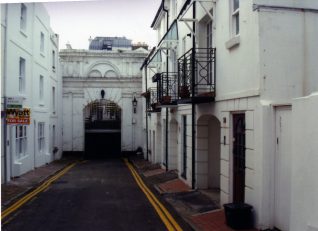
89,36 -> 132,50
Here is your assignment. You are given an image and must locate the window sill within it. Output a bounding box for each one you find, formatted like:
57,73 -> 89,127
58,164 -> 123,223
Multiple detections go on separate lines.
225,35 -> 240,50
40,52 -> 45,58
39,102 -> 45,106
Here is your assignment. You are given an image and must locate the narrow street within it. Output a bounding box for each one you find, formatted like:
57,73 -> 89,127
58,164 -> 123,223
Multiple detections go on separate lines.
2,159 -> 186,231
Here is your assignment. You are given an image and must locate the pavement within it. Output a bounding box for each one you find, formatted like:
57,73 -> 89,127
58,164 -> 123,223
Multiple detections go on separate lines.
1,154 -> 258,231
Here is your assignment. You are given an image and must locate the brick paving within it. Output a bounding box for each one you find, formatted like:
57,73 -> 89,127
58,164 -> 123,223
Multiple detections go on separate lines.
157,178 -> 191,194
143,168 -> 166,177
130,156 -> 259,231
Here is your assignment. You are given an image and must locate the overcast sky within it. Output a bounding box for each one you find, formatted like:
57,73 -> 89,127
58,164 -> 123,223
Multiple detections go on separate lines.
40,0 -> 161,50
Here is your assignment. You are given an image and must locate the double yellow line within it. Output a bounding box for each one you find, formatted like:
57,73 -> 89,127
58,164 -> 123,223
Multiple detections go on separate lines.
124,159 -> 182,231
1,162 -> 77,220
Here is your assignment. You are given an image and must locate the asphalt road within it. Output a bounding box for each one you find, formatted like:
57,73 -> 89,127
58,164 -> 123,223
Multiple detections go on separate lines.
2,159 -> 178,231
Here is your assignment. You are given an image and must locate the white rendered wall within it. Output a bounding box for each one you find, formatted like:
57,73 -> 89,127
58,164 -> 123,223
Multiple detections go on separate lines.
1,3 -> 62,181
61,49 -> 147,153
290,93 -> 318,231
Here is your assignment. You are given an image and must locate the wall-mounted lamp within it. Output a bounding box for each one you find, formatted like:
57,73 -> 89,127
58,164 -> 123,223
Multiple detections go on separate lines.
132,97 -> 137,114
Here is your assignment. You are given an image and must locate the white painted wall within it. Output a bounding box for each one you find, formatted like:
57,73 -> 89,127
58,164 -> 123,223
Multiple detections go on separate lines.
60,48 -> 147,154
290,93 -> 318,231
1,3 -> 62,182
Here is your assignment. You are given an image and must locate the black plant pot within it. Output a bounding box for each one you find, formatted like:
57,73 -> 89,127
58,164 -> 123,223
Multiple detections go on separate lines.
223,203 -> 254,230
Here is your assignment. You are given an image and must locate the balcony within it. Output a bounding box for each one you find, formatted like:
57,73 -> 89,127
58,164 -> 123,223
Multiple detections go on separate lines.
178,48 -> 216,104
157,72 -> 178,107
146,87 -> 161,113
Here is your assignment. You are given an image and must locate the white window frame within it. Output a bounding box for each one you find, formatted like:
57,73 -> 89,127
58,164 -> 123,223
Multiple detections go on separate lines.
40,32 -> 44,53
52,87 -> 56,114
38,122 -> 45,153
15,125 -> 27,159
39,75 -> 44,102
20,3 -> 27,31
19,57 -> 25,93
231,0 -> 240,36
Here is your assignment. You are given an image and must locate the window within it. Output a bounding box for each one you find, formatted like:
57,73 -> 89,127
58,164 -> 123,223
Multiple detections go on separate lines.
207,20 -> 213,48
20,3 -> 27,30
38,123 -> 45,153
39,75 -> 44,101
40,32 -> 44,52
232,0 -> 239,36
19,57 -> 25,93
15,126 -> 27,159
52,50 -> 56,71
52,87 -> 56,114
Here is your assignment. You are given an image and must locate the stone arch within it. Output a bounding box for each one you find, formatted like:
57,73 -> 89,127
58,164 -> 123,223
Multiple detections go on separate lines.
196,114 -> 221,194
85,61 -> 121,77
88,69 -> 102,78
104,70 -> 118,78
83,99 -> 122,158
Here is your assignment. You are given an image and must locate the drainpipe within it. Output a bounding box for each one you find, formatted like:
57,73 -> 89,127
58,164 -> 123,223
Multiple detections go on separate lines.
145,63 -> 149,161
3,4 -> 8,183
191,1 -> 196,189
163,1 -> 169,171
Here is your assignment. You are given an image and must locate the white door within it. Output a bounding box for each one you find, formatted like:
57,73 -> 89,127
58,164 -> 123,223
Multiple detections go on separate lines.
274,106 -> 291,231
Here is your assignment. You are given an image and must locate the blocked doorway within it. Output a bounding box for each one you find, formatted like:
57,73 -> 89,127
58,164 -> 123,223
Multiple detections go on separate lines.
196,115 -> 221,204
84,99 -> 121,158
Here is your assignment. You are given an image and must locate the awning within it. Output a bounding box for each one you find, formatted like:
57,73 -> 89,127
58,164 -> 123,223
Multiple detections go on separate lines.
147,49 -> 162,67
158,20 -> 179,48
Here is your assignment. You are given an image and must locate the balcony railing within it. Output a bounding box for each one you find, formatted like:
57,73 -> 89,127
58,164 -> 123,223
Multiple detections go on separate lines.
146,87 -> 161,113
178,48 -> 216,103
158,72 -> 178,106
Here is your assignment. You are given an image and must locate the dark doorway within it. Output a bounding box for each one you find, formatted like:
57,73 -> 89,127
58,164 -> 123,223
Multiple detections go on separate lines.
233,113 -> 246,203
84,100 -> 121,158
181,115 -> 187,179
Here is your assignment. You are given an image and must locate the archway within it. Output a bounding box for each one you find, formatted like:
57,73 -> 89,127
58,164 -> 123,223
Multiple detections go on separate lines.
196,115 -> 221,203
84,99 -> 121,158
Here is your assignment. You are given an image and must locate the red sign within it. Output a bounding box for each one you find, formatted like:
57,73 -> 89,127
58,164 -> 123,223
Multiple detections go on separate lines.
6,108 -> 31,125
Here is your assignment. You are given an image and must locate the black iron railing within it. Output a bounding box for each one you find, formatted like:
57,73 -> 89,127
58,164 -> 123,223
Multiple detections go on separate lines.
178,48 -> 216,102
158,72 -> 178,106
146,87 -> 161,113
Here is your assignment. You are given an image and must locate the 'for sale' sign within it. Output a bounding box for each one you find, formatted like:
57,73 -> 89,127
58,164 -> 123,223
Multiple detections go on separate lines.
6,108 -> 31,125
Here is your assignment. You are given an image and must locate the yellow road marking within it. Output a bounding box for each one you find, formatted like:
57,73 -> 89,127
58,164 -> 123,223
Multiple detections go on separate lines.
124,159 -> 183,231
1,162 -> 77,220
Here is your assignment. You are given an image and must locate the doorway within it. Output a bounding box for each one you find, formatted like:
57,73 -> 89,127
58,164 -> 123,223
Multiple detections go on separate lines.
181,115 -> 187,179
274,106 -> 291,230
84,99 -> 121,158
232,113 -> 246,203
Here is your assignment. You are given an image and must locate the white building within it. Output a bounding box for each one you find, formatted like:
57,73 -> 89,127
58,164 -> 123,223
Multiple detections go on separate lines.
1,3 -> 63,182
141,0 -> 318,230
60,38 -> 148,157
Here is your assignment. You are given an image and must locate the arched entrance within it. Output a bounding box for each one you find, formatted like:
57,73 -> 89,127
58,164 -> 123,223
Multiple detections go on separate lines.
84,99 -> 121,158
196,115 -> 221,203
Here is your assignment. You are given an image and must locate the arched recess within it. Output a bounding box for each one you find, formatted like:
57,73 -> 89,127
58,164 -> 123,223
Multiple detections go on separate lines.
83,99 -> 122,158
104,70 -> 118,78
196,115 -> 221,195
85,61 -> 121,77
169,119 -> 178,170
88,70 -> 102,78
